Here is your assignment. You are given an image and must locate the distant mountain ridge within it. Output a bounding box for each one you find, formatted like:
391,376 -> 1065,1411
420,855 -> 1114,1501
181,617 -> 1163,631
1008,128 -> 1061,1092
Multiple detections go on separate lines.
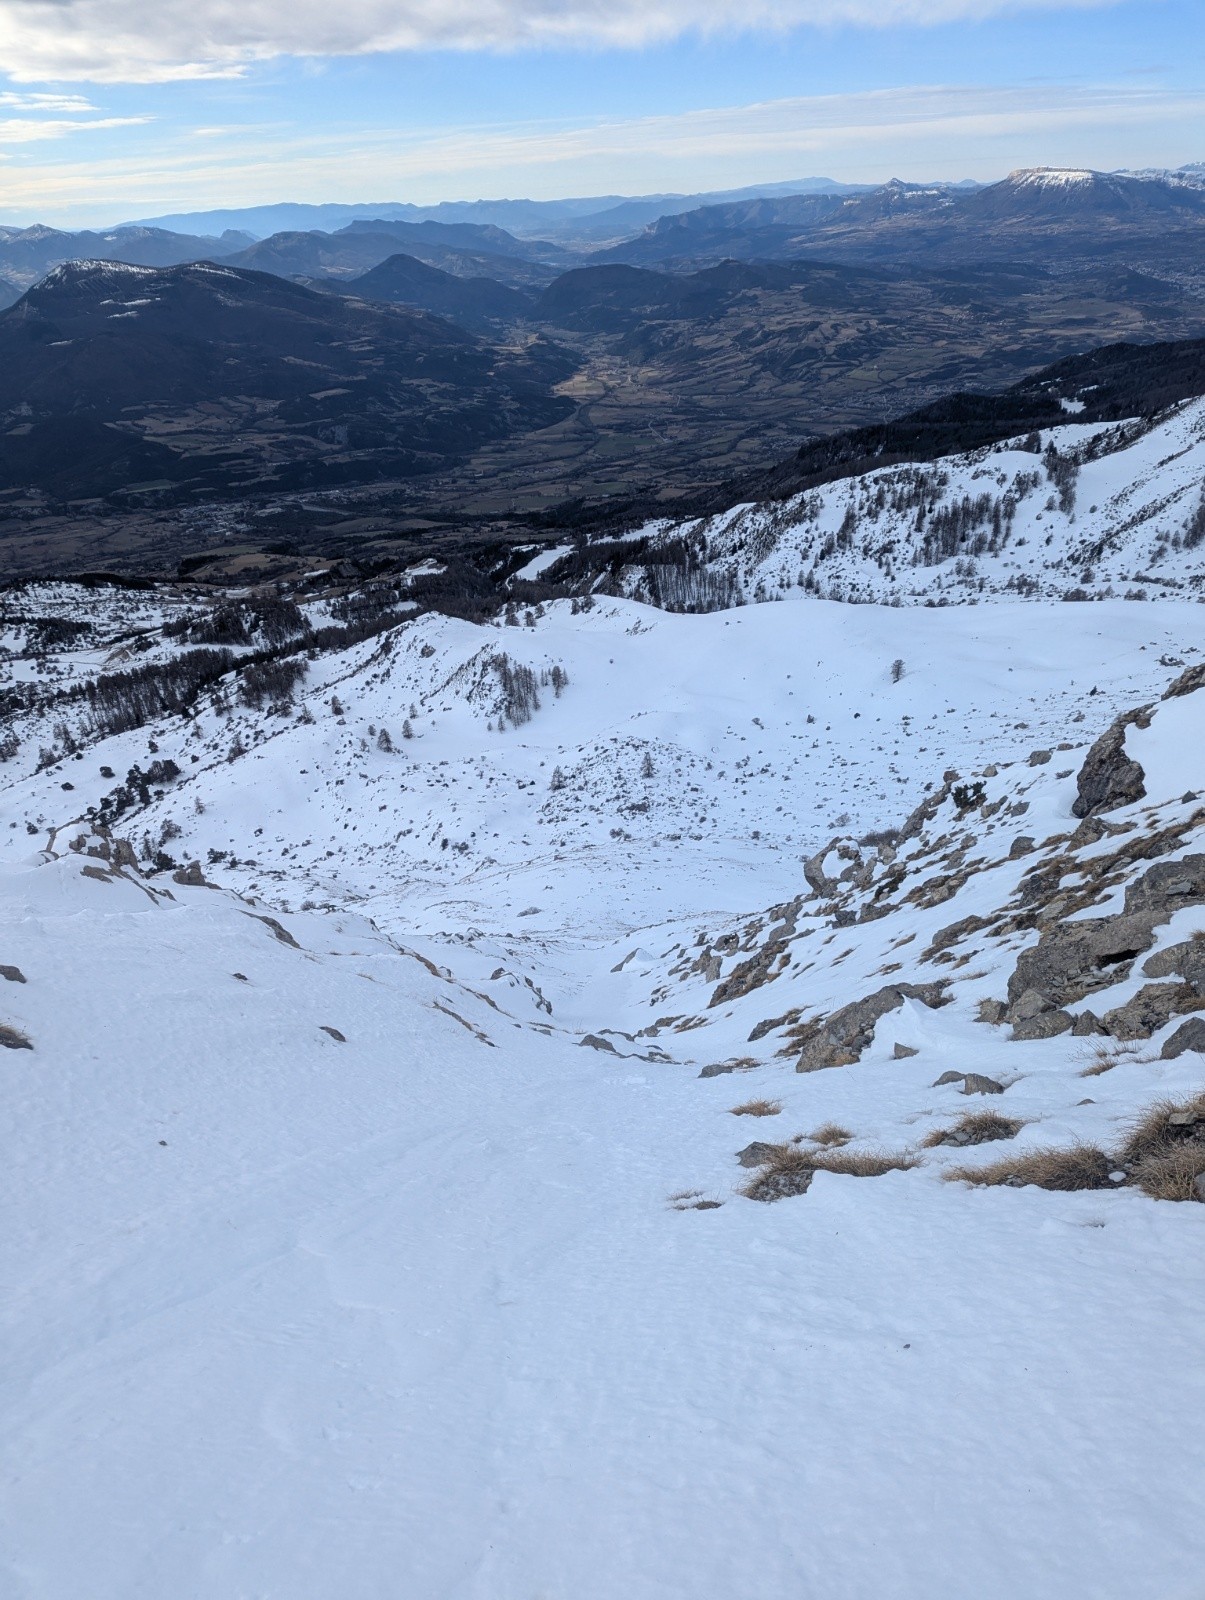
600,167 -> 1205,270
0,259 -> 574,501
0,223 -> 254,289
120,179 -> 876,242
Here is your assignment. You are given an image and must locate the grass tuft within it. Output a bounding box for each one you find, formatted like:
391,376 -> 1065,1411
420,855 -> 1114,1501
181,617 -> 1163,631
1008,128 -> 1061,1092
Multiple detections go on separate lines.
922,1111 -> 1024,1148
743,1143 -> 919,1203
730,1098 -> 782,1118
945,1143 -> 1111,1192
1118,1091 -> 1205,1201
806,1121 -> 853,1147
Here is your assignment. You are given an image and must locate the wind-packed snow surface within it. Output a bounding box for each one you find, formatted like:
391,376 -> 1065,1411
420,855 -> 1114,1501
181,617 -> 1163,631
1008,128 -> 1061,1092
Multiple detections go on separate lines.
3,545 -> 1205,1586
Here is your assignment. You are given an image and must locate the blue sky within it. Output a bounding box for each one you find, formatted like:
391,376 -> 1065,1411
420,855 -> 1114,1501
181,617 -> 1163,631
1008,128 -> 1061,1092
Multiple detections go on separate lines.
0,0 -> 1201,226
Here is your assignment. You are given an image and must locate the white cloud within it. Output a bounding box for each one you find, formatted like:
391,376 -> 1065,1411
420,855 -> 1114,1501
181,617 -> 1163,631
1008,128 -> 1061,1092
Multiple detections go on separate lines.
0,90 -> 98,110
0,114 -> 148,141
1,80 -> 1195,225
0,0 -> 1121,83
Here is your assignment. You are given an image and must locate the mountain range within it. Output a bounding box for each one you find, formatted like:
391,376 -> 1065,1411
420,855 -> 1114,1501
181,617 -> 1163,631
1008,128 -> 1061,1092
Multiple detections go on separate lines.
0,260 -> 572,501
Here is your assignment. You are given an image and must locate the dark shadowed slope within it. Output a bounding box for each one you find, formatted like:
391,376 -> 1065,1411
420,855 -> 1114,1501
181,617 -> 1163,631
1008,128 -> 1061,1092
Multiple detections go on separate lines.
336,254 -> 534,330
0,260 -> 574,501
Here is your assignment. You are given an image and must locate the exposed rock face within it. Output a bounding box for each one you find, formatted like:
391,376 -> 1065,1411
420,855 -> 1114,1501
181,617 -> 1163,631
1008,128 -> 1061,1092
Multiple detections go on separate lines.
1071,1010 -> 1107,1036
961,1073 -> 1006,1094
1071,708 -> 1150,818
1001,856 -> 1205,1038
1102,983 -> 1205,1041
0,965 -> 25,983
1162,663 -> 1205,700
1011,1009 -> 1073,1041
1143,938 -> 1205,990
1162,1018 -> 1205,1058
1007,912 -> 1159,1013
1123,856 -> 1205,917
795,982 -> 947,1072
803,840 -> 840,898
708,938 -> 788,1007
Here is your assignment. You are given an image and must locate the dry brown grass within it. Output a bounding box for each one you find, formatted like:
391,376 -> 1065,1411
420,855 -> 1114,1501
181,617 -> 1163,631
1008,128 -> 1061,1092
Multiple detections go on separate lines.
922,1111 -> 1024,1149
743,1143 -> 919,1202
1079,1056 -> 1116,1078
1118,1092 -> 1205,1201
1078,1041 -> 1145,1078
1132,1147 -> 1205,1201
730,1099 -> 782,1118
806,1121 -> 853,1147
945,1143 -> 1111,1192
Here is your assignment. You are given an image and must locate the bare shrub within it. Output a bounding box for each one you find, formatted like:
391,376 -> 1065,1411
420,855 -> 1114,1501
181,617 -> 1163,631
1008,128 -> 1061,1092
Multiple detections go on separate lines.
923,1111 -> 1024,1148
945,1144 -> 1111,1192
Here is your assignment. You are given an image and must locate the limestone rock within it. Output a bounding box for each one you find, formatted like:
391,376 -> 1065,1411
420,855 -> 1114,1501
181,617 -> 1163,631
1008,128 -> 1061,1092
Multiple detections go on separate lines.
1011,1009 -> 1073,1041
1071,708 -> 1150,818
1102,983 -> 1201,1041
1071,1010 -> 1106,1036
1142,939 -> 1205,991
796,982 -> 947,1073
893,1042 -> 920,1059
1162,663 -> 1205,700
1007,911 -> 1158,1012
737,1141 -> 782,1169
1124,856 -> 1205,917
933,1070 -> 966,1086
0,965 -> 25,983
962,1073 -> 1006,1094
1009,836 -> 1036,859
803,840 -> 839,898
1160,1017 -> 1205,1058
1011,988 -> 1054,1021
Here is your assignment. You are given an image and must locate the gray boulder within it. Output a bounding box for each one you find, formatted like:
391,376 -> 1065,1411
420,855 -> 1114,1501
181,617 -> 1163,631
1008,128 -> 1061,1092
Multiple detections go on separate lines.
1160,1017 -> 1205,1059
1011,1009 -> 1073,1041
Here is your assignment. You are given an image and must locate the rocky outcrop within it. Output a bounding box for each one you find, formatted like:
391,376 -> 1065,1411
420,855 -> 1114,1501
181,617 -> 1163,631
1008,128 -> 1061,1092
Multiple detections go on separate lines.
709,938 -> 788,1007
1162,663 -> 1205,700
1007,912 -> 1159,1014
1071,707 -> 1150,818
1143,938 -> 1205,989
1102,983 -> 1205,1041
1161,1018 -> 1205,1058
1123,855 -> 1205,917
795,981 -> 947,1072
1011,1007 -> 1073,1041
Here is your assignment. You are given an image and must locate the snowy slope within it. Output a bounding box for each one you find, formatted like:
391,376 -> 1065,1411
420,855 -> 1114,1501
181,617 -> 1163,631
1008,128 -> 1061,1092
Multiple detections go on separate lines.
602,398 -> 1205,607
3,562 -> 1205,1596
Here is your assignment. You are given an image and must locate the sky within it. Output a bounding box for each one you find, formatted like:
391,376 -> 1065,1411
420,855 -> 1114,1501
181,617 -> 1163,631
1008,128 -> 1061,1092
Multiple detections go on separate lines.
0,0 -> 1201,226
